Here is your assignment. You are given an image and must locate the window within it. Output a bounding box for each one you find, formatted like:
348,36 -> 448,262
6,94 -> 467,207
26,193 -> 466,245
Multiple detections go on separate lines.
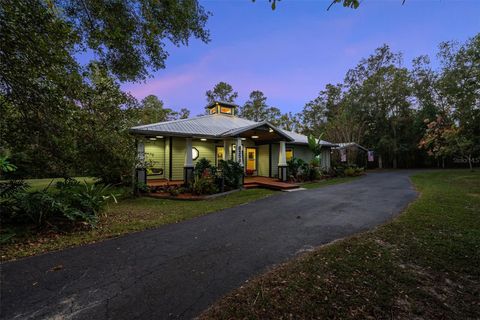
286,148 -> 294,161
216,146 -> 224,166
220,106 -> 232,114
192,147 -> 199,160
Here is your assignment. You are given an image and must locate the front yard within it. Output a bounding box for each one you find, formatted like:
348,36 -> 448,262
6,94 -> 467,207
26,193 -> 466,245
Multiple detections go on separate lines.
1,175 -> 358,261
0,188 -> 274,261
200,170 -> 480,319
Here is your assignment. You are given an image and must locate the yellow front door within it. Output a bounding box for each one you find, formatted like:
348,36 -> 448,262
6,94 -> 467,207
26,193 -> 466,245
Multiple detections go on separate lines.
246,148 -> 256,173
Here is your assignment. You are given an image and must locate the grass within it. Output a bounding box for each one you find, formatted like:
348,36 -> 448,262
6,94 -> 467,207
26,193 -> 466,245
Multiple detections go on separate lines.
301,176 -> 361,189
0,177 -> 97,192
200,170 -> 480,319
0,188 -> 275,261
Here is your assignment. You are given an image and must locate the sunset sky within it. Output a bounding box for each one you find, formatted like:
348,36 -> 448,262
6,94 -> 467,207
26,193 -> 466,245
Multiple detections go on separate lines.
121,0 -> 480,115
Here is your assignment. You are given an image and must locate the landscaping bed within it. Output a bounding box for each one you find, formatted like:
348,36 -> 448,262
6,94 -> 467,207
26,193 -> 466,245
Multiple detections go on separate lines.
146,188 -> 241,200
199,170 -> 480,319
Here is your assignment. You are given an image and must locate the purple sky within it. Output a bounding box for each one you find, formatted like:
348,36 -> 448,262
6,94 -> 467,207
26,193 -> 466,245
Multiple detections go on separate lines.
121,0 -> 480,115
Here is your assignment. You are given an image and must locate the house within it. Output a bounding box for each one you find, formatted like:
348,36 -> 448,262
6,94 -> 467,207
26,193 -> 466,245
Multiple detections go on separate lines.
332,142 -> 369,168
130,101 -> 337,186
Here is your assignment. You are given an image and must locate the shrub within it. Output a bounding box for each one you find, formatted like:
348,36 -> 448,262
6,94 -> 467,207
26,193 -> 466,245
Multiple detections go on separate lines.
219,160 -> 243,189
192,176 -> 218,195
194,158 -> 216,177
344,167 -> 356,176
1,178 -> 117,228
287,158 -> 306,181
287,157 -> 322,182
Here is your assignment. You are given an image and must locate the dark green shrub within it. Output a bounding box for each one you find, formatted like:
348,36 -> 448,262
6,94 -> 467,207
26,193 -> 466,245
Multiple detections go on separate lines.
344,167 -> 356,176
1,179 -> 117,228
0,180 -> 30,223
219,160 -> 243,189
192,176 -> 218,195
69,182 -> 117,224
14,191 -> 78,226
135,182 -> 150,193
194,158 -> 217,177
287,158 -> 306,181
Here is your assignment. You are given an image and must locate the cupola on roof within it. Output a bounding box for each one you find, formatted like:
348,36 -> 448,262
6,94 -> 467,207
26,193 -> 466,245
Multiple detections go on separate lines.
205,101 -> 238,116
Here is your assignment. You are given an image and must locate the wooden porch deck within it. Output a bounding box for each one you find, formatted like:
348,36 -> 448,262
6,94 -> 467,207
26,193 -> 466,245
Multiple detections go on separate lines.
147,177 -> 299,191
243,176 -> 299,190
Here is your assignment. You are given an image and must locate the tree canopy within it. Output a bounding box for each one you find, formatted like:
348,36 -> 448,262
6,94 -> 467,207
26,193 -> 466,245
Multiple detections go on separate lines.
205,82 -> 239,104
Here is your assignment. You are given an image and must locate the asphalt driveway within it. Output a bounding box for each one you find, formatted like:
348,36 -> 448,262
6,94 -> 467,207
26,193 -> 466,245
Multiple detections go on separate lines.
0,171 -> 417,320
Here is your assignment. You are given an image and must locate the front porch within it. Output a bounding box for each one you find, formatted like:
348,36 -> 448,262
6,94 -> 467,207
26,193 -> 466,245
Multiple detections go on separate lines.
147,176 -> 299,191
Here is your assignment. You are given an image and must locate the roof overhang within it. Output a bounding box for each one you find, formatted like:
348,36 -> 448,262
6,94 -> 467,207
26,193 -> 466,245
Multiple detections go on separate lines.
220,121 -> 294,142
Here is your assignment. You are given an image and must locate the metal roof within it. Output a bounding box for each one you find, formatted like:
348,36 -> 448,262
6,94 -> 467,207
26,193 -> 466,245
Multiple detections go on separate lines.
221,121 -> 294,141
334,142 -> 368,151
130,114 -> 336,146
205,101 -> 239,109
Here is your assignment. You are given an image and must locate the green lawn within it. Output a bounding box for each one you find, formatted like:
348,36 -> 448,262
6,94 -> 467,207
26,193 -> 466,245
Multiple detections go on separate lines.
1,188 -> 275,261
0,177 -> 97,192
200,170 -> 480,319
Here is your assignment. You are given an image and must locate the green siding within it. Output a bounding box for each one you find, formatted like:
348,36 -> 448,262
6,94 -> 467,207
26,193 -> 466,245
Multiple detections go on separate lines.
288,144 -> 313,163
193,140 -> 217,167
257,144 -> 269,177
144,139 -> 166,178
321,148 -> 331,170
169,138 -> 219,180
271,144 -> 279,178
143,137 -> 326,181
171,137 -> 185,180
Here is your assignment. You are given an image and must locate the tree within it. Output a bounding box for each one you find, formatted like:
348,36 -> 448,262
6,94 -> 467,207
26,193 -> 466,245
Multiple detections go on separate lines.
277,112 -> 301,132
76,64 -> 138,184
240,90 -> 281,123
343,45 -> 414,168
419,114 -> 478,171
437,35 -> 480,164
259,0 -> 363,11
136,95 -> 191,124
1,0 -> 209,179
300,84 -> 343,137
205,82 -> 238,104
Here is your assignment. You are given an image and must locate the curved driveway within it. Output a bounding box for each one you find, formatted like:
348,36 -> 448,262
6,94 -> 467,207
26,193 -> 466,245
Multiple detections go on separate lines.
0,171 -> 417,320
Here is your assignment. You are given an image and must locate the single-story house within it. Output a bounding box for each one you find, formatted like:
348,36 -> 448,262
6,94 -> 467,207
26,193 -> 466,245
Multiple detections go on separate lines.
130,101 -> 337,185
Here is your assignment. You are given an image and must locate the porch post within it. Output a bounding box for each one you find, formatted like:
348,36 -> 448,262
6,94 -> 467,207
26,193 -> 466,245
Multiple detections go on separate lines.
236,137 -> 244,167
278,140 -> 287,181
223,139 -> 230,161
236,137 -> 244,186
136,140 -> 146,185
184,137 -> 194,185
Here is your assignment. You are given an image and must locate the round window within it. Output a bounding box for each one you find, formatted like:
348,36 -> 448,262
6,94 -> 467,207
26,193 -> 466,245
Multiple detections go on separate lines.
192,147 -> 199,160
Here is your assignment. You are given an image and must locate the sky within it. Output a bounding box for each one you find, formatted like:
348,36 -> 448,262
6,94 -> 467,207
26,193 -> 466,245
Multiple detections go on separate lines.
121,0 -> 480,115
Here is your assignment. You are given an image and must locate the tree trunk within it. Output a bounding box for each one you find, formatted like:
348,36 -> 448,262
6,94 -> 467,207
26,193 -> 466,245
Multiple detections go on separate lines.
378,154 -> 383,169
468,155 -> 473,171
442,157 -> 445,169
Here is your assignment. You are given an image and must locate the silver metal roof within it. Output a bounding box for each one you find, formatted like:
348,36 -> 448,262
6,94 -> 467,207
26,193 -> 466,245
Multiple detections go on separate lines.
334,142 -> 368,151
130,114 -> 336,146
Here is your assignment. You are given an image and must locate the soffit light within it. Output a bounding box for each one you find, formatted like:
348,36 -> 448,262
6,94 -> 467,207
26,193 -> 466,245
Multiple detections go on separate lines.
149,137 -> 157,141
156,135 -> 164,139
200,138 -> 207,141
268,128 -> 274,133
240,138 -> 247,141
251,135 -> 259,139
